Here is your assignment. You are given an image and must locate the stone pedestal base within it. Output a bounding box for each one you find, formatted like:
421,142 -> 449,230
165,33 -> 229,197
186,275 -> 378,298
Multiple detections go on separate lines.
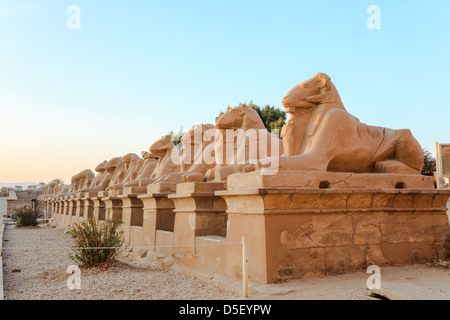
226,171 -> 435,190
74,198 -> 85,224
138,182 -> 177,252
138,171 -> 450,284
102,197 -> 123,222
64,198 -> 76,226
49,198 -> 57,221
119,191 -> 145,245
53,199 -> 61,224
213,171 -> 450,283
168,182 -> 227,260
92,197 -> 106,222
82,197 -> 95,221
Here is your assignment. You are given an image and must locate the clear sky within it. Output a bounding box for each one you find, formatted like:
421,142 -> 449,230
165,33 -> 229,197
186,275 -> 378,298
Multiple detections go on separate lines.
1,0 -> 449,184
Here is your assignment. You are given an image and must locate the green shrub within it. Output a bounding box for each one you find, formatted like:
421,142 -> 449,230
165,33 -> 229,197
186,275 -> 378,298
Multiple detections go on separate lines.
13,206 -> 41,227
68,216 -> 124,268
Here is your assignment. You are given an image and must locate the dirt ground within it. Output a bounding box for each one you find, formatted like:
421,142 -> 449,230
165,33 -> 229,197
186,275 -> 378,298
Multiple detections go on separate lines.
2,224 -> 449,300
2,224 -> 235,300
251,263 -> 450,300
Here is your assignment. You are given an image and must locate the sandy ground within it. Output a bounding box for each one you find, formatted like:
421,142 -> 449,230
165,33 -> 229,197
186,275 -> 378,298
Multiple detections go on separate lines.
2,224 -> 449,300
2,224 -> 236,300
252,264 -> 450,300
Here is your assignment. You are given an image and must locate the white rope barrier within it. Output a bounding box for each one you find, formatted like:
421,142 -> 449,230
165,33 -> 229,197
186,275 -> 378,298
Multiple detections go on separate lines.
0,242 -> 242,252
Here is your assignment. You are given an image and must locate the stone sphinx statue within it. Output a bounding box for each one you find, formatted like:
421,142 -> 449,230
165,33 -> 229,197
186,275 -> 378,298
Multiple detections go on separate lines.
68,169 -> 95,194
80,160 -> 111,193
47,180 -> 68,195
206,104 -> 284,181
123,151 -> 159,187
103,157 -> 126,191
44,183 -> 56,195
161,123 -> 216,183
128,135 -> 180,186
254,72 -> 424,174
54,184 -> 69,195
106,153 -> 143,191
67,175 -> 78,194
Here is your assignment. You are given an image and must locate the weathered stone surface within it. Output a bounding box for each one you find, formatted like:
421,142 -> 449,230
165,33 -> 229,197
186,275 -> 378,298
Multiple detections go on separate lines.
365,245 -> 389,266
352,215 -> 381,245
289,193 -> 321,209
293,248 -> 326,279
227,171 -> 435,191
272,262 -> 296,283
347,193 -> 372,209
320,193 -> 348,209
280,225 -> 316,249
280,215 -> 353,249
379,242 -> 441,264
322,246 -> 366,275
394,193 -> 415,208
380,214 -> 449,243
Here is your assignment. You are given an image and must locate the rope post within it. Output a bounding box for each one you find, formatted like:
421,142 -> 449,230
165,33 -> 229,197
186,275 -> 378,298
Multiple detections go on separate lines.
241,235 -> 248,298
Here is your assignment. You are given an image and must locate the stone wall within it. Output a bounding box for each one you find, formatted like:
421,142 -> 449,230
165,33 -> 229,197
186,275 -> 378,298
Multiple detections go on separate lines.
42,174 -> 450,284
5,190 -> 41,217
7,200 -> 35,216
0,197 -> 6,216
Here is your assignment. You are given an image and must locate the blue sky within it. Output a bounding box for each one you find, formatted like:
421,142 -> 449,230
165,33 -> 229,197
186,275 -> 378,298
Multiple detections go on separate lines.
0,0 -> 449,183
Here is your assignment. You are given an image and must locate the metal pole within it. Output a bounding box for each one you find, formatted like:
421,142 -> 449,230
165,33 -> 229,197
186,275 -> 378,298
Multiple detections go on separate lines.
242,235 -> 248,298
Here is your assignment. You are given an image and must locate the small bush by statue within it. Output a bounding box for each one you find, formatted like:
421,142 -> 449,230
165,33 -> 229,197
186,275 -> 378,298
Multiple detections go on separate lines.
68,215 -> 124,268
13,206 -> 41,227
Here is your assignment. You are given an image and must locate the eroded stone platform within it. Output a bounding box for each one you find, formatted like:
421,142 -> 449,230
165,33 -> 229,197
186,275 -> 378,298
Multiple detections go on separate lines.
211,171 -> 450,283
226,171 -> 435,190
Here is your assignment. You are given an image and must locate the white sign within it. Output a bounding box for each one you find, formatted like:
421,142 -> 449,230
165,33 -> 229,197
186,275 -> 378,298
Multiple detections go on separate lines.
436,142 -> 450,189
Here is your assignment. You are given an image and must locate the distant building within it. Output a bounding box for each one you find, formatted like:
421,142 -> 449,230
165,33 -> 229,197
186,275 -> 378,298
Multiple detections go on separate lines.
2,188 -> 41,217
0,189 -> 7,217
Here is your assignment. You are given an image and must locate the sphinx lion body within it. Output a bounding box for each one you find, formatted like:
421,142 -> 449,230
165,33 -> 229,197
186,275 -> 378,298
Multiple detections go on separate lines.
272,73 -> 424,174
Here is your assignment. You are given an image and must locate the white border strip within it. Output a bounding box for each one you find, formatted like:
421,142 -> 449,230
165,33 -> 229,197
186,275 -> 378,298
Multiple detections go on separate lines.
0,222 -> 5,300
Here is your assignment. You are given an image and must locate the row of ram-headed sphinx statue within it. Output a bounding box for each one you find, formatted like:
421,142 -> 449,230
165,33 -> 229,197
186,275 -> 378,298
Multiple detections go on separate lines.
40,73 -> 450,284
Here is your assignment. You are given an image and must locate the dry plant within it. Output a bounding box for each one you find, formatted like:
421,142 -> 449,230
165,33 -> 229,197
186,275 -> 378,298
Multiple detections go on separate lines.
68,215 -> 124,268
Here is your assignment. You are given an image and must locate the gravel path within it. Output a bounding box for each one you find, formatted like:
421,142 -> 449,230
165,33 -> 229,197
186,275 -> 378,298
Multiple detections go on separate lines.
253,263 -> 450,300
2,224 -> 236,300
2,224 -> 449,300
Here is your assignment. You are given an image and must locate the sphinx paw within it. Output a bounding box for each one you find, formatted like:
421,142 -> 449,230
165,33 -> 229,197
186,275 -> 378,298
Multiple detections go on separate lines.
182,173 -> 205,182
234,163 -> 247,173
242,164 -> 256,173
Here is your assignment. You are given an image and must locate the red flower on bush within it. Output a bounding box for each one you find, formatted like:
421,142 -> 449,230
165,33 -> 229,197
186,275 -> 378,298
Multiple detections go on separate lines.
101,264 -> 109,271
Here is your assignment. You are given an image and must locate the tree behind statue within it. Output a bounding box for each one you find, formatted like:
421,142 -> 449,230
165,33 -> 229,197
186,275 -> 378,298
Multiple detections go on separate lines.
216,101 -> 286,132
